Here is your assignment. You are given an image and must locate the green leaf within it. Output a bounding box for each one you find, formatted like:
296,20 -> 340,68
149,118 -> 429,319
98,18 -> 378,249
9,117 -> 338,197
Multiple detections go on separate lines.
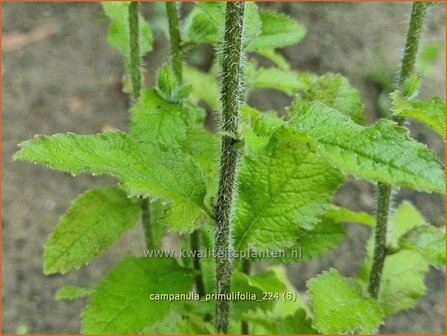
291,216 -> 345,261
261,215 -> 345,263
386,201 -> 427,250
391,92 -> 445,140
246,63 -> 315,95
82,256 -> 194,333
357,250 -> 429,316
181,128 -> 218,207
44,187 -> 139,274
282,206 -> 376,262
14,131 -> 208,233
182,3 -> 221,46
247,9 -> 305,51
234,110 -> 343,251
290,102 -> 445,193
55,286 -> 94,300
156,64 -> 192,103
183,2 -> 261,47
399,224 -> 446,266
291,74 -> 365,124
256,48 -> 291,71
325,205 -> 375,227
374,251 -> 428,316
416,42 -> 442,77
129,89 -> 189,146
307,269 -> 384,334
243,308 -> 316,334
144,310 -> 185,334
176,314 -> 216,334
148,199 -> 166,250
102,2 -> 153,65
184,66 -> 219,109
358,202 -> 435,315
231,270 -> 287,320
401,74 -> 420,99
269,266 -> 311,316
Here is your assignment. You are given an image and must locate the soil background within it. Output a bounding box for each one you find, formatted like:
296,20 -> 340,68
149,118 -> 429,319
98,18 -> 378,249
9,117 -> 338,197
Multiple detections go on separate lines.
2,2 -> 445,334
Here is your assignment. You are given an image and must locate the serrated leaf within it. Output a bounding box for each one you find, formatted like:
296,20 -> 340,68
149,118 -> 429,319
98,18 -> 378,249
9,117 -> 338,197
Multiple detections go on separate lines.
43,187 -> 139,274
102,2 -> 153,65
399,225 -> 446,266
401,74 -> 420,99
184,66 -> 219,109
247,9 -> 305,51
260,215 -> 345,263
276,206 -> 375,263
129,89 -> 189,146
246,63 -> 315,95
357,250 -> 429,316
234,110 -> 343,252
391,92 -> 445,140
82,256 -> 194,333
326,205 -> 375,227
290,102 -> 445,193
14,131 -> 207,233
55,286 -> 94,300
291,73 -> 365,124
308,269 -> 384,334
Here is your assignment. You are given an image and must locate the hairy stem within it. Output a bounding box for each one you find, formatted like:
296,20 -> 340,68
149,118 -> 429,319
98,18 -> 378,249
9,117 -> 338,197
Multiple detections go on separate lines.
129,2 -> 153,249
214,2 -> 245,333
165,2 -> 183,83
241,259 -> 251,335
128,2 -> 141,100
191,230 -> 206,297
368,2 -> 427,299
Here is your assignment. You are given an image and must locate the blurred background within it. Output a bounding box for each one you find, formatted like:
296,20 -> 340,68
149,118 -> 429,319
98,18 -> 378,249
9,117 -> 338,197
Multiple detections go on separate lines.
2,2 -> 445,334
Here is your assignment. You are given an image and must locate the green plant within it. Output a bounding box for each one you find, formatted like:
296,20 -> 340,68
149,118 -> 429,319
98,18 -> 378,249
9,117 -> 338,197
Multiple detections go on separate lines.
13,2 -> 445,334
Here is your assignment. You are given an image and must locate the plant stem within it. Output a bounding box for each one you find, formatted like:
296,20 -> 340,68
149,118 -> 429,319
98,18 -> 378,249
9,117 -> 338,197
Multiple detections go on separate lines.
215,2 -> 245,333
128,2 -> 141,100
241,259 -> 251,335
129,2 -> 154,249
140,198 -> 154,249
191,230 -> 206,297
165,2 -> 183,83
165,1 -> 207,299
368,2 -> 427,299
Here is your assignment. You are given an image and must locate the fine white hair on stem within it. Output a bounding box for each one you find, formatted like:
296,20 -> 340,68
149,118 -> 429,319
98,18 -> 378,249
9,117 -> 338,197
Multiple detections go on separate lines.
214,2 -> 246,333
